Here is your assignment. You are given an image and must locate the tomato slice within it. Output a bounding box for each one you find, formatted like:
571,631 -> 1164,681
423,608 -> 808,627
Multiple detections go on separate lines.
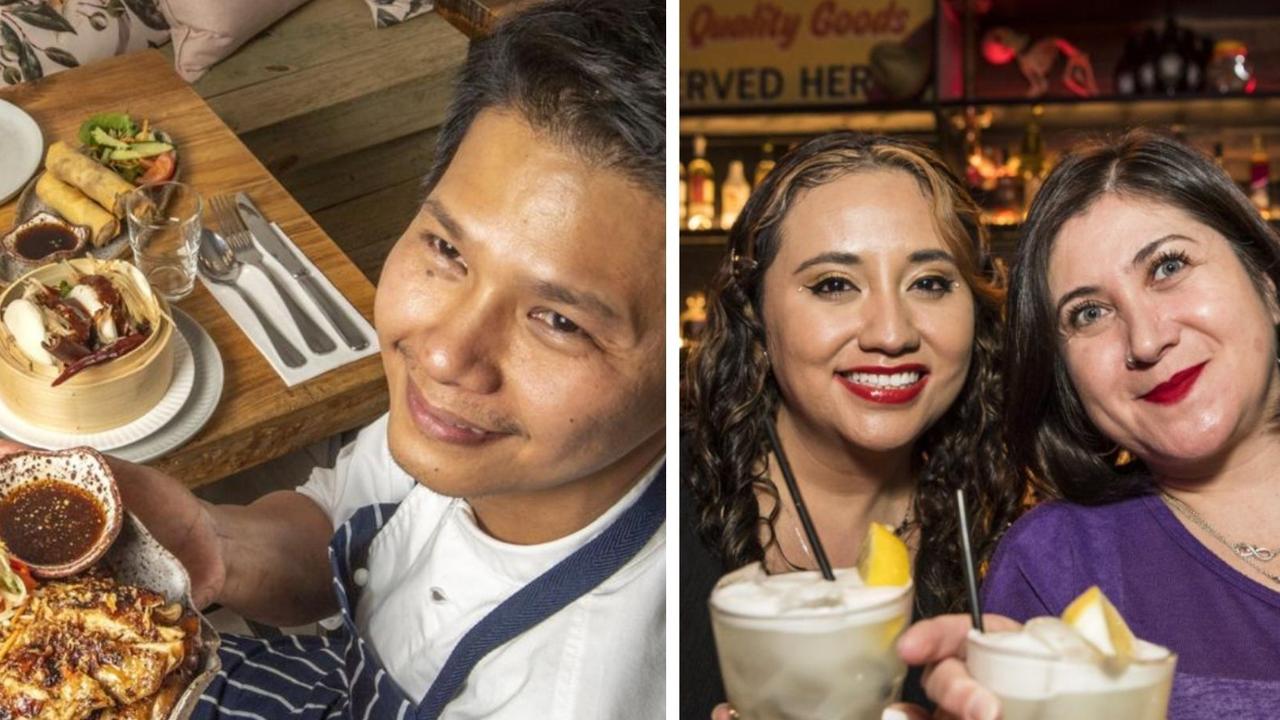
8,559 -> 35,592
138,151 -> 176,185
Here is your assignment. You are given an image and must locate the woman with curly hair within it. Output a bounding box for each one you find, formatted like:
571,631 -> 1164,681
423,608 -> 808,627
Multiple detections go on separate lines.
680,132 -> 1025,716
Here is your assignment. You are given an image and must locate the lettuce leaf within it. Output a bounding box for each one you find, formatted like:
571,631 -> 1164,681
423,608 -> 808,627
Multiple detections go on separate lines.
78,112 -> 137,146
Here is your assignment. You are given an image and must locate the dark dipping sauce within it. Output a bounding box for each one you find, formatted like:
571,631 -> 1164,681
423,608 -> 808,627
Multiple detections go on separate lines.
0,479 -> 106,566
15,223 -> 78,259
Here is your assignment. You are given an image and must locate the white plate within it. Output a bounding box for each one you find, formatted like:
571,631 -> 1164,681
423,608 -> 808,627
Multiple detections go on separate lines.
0,320 -> 195,450
110,309 -> 223,464
0,100 -> 42,204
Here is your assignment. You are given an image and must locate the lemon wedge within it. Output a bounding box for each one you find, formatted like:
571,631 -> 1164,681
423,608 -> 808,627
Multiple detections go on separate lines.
856,522 -> 911,586
1061,586 -> 1136,671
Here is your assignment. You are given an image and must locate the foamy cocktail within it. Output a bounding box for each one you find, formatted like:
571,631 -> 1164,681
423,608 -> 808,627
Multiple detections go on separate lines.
709,563 -> 913,720
966,605 -> 1176,720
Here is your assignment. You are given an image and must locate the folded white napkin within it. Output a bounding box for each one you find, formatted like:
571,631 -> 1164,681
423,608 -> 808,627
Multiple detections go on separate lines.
198,223 -> 379,386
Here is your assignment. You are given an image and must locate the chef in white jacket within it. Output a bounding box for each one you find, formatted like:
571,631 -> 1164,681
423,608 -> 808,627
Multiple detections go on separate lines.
0,1 -> 667,717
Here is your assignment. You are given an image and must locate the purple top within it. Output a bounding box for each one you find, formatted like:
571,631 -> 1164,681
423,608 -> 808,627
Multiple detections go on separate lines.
982,495 -> 1280,719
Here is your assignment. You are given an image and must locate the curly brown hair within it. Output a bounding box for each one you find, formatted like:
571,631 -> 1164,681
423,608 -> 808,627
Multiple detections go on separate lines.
683,132 -> 1025,612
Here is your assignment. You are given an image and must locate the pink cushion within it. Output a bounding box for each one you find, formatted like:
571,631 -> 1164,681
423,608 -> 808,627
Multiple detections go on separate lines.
158,0 -> 309,82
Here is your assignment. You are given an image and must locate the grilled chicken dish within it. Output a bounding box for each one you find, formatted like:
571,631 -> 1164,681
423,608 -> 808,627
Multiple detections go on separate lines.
0,564 -> 200,720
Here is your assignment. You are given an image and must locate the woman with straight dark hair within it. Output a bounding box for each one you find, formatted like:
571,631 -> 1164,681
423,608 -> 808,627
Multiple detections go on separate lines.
898,129 -> 1280,719
681,132 -> 1025,716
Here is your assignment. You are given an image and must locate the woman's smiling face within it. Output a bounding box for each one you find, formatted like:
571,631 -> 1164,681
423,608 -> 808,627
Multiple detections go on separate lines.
760,169 -> 977,453
1048,193 -> 1280,475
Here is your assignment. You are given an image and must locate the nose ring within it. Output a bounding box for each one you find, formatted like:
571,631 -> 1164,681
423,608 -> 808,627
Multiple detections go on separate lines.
1125,355 -> 1138,370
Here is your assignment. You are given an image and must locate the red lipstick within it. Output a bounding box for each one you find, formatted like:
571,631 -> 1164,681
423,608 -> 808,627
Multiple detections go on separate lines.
835,364 -> 930,405
1139,361 -> 1208,405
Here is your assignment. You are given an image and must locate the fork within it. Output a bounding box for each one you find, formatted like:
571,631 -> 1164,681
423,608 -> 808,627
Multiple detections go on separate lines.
209,194 -> 337,355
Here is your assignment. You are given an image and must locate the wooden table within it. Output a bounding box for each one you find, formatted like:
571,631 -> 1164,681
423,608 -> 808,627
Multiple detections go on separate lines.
0,50 -> 389,489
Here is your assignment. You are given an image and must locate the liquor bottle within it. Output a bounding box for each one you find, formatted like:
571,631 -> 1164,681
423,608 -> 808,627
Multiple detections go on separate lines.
1181,28 -> 1204,93
1250,134 -> 1270,212
1213,141 -> 1225,171
680,292 -> 708,349
754,142 -> 777,186
720,160 -> 750,230
1137,28 -> 1160,95
679,162 -> 688,228
687,135 -> 716,231
1114,36 -> 1138,96
1156,18 -> 1185,96
1019,106 -> 1046,211
1197,36 -> 1215,94
991,147 -> 1023,224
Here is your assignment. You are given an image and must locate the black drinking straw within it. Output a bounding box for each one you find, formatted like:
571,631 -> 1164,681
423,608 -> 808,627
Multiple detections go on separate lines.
955,489 -> 985,632
764,417 -> 835,581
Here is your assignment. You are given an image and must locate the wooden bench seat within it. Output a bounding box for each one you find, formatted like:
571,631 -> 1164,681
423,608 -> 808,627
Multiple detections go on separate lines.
163,0 -> 471,283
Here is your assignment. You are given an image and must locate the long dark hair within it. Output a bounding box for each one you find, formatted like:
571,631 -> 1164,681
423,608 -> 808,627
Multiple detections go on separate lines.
1006,129 -> 1280,503
683,132 -> 1023,613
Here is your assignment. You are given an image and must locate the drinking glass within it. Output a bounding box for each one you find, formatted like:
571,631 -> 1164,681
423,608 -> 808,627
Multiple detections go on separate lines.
709,563 -> 913,720
124,181 -> 202,301
966,628 -> 1177,720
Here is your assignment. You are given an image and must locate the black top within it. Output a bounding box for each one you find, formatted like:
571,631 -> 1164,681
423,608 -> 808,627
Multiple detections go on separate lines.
679,463 -> 939,719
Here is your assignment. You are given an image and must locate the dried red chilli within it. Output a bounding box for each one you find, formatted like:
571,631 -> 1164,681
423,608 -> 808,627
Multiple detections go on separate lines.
51,330 -> 150,387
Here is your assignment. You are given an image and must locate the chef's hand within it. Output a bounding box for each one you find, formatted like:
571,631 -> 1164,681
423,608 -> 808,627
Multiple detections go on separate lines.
105,454 -> 225,610
895,614 -> 1023,720
0,440 -> 225,609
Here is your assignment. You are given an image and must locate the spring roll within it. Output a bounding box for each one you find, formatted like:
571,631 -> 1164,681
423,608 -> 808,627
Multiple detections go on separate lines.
35,172 -> 118,247
45,141 -> 134,218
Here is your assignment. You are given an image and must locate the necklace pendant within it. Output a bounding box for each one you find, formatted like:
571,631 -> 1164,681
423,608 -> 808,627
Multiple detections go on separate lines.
1234,543 -> 1277,562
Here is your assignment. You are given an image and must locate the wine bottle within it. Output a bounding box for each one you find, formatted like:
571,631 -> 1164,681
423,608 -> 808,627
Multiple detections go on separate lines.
1251,134 -> 1270,212
1156,19 -> 1185,96
687,135 -> 716,231
720,160 -> 750,230
679,162 -> 688,228
1020,106 -> 1046,211
1181,29 -> 1203,93
754,142 -> 777,187
1114,36 -> 1139,96
1137,28 -> 1160,95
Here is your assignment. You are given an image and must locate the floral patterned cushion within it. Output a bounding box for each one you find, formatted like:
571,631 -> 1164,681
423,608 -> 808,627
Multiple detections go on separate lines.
363,0 -> 433,28
0,0 -> 170,86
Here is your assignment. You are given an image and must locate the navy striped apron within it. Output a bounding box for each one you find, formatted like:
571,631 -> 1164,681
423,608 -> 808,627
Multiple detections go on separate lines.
194,466 -> 664,719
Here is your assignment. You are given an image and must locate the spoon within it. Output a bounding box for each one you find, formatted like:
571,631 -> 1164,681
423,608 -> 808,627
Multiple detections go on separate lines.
198,228 -> 307,368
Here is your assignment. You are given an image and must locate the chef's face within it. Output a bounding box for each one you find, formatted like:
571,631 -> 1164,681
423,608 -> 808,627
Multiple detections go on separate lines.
375,109 -> 664,506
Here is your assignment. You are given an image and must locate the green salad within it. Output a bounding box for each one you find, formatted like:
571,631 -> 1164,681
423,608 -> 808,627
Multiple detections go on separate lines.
77,112 -> 177,185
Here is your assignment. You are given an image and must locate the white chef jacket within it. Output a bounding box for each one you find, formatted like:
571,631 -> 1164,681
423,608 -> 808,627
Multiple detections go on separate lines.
296,414 -> 665,719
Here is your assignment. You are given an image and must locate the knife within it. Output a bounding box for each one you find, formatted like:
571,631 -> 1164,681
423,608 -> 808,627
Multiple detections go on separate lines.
236,193 -> 371,351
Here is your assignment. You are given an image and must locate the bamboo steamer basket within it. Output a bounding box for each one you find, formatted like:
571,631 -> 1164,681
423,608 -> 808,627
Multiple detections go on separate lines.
0,258 -> 174,433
